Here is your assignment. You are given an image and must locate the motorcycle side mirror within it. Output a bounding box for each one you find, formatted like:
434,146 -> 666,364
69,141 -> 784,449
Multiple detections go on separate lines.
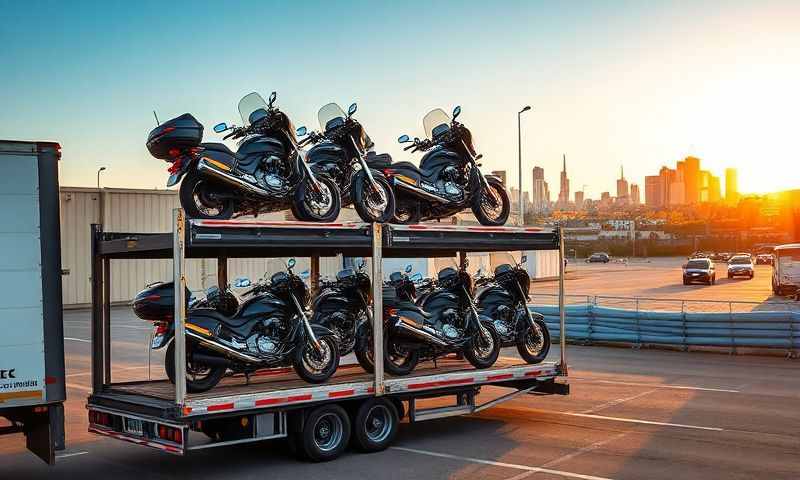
521,255 -> 527,264
269,91 -> 277,106
404,264 -> 413,273
398,134 -> 411,144
452,105 -> 461,119
213,122 -> 228,133
296,126 -> 307,136
410,273 -> 422,282
287,258 -> 296,270
475,154 -> 483,161
233,277 -> 252,288
348,103 -> 357,116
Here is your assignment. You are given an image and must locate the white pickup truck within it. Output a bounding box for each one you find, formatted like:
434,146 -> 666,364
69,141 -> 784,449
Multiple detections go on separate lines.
0,140 -> 65,464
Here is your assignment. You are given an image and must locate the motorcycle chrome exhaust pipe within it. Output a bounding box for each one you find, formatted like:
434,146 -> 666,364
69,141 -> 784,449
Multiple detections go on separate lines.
393,178 -> 449,203
196,159 -> 271,197
186,330 -> 261,363
394,317 -> 450,347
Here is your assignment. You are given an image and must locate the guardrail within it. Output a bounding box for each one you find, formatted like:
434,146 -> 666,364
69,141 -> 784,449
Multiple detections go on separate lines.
528,294 -> 800,355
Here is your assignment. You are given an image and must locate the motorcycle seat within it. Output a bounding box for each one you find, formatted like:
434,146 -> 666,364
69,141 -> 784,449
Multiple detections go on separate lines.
201,142 -> 245,160
397,301 -> 433,319
389,161 -> 439,182
189,307 -> 251,329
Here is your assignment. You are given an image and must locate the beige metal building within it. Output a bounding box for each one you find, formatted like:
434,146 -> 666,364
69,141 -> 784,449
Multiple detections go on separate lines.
59,187 -> 558,306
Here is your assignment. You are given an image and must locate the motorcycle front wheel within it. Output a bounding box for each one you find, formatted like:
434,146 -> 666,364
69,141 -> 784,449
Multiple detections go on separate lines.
294,335 -> 340,383
293,176 -> 341,222
471,176 -> 510,226
179,171 -> 235,220
164,342 -> 227,393
352,171 -> 395,223
517,318 -> 551,364
464,325 -> 501,369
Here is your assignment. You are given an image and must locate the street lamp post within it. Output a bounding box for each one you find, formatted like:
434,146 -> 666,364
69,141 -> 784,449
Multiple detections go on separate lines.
96,167 -> 106,225
517,106 -> 531,226
96,166 -> 106,191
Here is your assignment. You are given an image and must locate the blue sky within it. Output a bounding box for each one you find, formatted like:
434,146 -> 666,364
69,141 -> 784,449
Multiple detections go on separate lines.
1,0 -> 798,195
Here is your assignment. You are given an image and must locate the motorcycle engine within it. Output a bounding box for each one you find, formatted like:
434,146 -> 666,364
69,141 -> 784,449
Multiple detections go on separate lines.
246,316 -> 286,355
492,305 -> 514,338
441,324 -> 460,339
436,166 -> 463,200
257,155 -> 286,192
437,308 -> 462,339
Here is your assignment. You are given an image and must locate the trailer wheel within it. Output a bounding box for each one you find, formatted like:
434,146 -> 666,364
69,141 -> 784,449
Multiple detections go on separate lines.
352,398 -> 399,453
297,404 -> 351,462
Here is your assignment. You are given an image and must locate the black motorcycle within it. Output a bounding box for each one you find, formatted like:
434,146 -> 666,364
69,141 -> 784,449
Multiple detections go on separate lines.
355,263 -> 501,376
147,91 -> 341,221
310,262 -> 374,367
383,106 -> 510,225
132,259 -> 340,392
477,258 -> 551,364
299,102 -> 395,222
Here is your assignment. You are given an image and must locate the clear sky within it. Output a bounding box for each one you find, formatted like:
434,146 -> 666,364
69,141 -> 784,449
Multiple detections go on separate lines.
1,0 -> 798,196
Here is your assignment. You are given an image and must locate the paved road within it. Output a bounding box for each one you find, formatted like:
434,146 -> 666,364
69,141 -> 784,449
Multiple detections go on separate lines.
2,303 -> 799,479
536,258 -> 797,312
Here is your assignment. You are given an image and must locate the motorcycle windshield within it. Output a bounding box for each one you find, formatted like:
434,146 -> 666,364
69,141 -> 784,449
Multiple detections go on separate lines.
423,108 -> 451,140
318,103 -> 347,132
238,92 -> 270,126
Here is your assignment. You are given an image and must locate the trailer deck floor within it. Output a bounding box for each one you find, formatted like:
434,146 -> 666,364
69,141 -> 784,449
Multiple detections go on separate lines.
107,357 -> 530,402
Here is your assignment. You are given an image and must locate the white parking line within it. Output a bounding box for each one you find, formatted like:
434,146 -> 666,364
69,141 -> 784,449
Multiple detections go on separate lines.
505,432 -> 629,480
570,377 -> 740,393
64,337 -> 90,343
391,446 -> 616,480
65,383 -> 92,393
562,412 -> 723,431
56,451 -> 89,459
581,389 -> 658,414
66,365 -> 149,378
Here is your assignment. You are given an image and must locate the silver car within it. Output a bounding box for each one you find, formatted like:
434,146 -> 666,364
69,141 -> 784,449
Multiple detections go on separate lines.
727,255 -> 754,279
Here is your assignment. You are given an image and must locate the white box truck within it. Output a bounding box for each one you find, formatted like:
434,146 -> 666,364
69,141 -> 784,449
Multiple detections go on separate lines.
0,140 -> 65,464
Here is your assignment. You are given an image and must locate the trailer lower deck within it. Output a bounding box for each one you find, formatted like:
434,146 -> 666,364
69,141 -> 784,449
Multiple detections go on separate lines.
87,217 -> 568,460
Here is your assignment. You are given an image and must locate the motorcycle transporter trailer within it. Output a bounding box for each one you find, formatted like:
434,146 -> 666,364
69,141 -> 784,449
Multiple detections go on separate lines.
86,212 -> 569,460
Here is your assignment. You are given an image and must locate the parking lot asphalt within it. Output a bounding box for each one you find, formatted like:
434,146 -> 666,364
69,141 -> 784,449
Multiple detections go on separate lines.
1,260 -> 798,479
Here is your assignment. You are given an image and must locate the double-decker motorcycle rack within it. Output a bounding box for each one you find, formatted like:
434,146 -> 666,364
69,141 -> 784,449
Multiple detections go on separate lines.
87,212 -> 568,455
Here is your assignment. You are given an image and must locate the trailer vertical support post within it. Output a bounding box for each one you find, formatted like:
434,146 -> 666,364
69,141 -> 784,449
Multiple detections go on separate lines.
558,225 -> 567,374
90,224 -> 104,393
173,209 -> 187,407
102,258 -> 111,384
217,256 -> 228,290
372,223 -> 384,395
310,254 -> 320,295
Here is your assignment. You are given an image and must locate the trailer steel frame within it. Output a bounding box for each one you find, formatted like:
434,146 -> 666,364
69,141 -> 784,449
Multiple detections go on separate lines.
87,213 -> 568,455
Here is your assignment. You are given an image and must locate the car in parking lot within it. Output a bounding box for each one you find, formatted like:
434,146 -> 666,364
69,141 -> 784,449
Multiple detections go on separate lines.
586,252 -> 610,263
756,253 -> 773,265
682,258 -> 716,285
727,255 -> 754,279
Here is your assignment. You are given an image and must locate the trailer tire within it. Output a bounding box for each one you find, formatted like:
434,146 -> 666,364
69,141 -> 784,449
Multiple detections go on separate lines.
297,404 -> 351,462
351,398 -> 399,453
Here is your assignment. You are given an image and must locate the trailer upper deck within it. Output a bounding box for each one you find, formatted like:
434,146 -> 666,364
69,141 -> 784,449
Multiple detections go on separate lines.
96,220 -> 560,259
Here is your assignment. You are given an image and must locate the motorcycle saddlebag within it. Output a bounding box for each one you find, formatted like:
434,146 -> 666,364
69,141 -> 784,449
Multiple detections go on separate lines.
132,281 -> 190,321
147,113 -> 204,160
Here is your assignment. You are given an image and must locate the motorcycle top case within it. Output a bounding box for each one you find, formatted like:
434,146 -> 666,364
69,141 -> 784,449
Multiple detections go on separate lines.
147,113 -> 204,160
132,281 -> 191,321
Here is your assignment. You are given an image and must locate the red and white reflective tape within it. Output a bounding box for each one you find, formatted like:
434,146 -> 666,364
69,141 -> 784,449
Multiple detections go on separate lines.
394,224 -> 548,233
192,219 -> 367,229
88,427 -> 183,455
184,382 -> 375,416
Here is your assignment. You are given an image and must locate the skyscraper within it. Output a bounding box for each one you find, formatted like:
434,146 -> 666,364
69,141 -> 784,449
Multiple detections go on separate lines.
532,166 -> 549,212
574,190 -> 584,209
557,154 -> 569,208
630,184 -> 640,205
683,156 -> 701,204
616,165 -> 629,203
725,168 -> 739,205
645,175 -> 662,207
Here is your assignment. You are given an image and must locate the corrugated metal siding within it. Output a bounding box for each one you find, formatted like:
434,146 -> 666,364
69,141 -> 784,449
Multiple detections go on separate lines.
59,187 -> 350,306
